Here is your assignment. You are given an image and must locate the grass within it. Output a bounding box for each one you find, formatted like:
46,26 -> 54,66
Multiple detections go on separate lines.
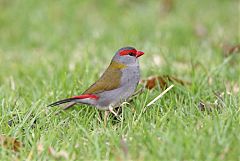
0,0 -> 239,160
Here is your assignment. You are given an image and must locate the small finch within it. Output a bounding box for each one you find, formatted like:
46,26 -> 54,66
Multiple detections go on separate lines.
48,47 -> 144,120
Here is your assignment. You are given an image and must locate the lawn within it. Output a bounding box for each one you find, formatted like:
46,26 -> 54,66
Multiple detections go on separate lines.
0,0 -> 239,160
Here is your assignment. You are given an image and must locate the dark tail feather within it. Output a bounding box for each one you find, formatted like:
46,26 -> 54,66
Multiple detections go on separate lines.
47,98 -> 76,107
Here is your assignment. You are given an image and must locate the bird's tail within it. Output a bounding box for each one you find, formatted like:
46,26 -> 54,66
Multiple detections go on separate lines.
47,98 -> 77,107
47,94 -> 99,109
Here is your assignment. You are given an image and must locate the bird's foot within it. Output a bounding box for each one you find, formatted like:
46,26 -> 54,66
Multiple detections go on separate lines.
109,106 -> 118,117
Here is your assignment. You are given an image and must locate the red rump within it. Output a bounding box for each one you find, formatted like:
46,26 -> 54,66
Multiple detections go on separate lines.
72,94 -> 99,100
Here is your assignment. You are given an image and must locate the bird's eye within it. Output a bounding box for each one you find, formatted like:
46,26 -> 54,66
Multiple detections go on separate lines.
129,53 -> 135,56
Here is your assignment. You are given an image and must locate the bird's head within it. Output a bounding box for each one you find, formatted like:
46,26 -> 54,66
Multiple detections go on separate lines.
112,46 -> 144,65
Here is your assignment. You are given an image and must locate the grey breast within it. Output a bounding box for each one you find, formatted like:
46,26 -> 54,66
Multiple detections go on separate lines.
96,63 -> 140,109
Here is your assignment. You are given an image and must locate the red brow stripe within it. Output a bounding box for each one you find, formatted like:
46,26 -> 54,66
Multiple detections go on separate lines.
119,49 -> 137,56
72,94 -> 99,100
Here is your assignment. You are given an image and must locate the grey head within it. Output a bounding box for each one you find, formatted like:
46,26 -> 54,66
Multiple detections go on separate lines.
112,46 -> 144,65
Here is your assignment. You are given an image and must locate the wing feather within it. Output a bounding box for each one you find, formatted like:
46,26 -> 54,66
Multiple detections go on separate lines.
83,61 -> 125,94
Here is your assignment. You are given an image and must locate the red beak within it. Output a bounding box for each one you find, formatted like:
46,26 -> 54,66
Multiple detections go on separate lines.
136,50 -> 144,58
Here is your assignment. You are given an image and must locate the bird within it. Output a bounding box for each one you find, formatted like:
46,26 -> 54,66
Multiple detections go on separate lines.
48,46 -> 144,122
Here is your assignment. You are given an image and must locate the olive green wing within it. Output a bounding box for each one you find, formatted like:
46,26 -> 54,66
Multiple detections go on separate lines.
83,61 -> 126,94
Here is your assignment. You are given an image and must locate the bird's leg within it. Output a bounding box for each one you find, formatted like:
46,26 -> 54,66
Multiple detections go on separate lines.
104,111 -> 110,127
109,105 -> 118,117
96,110 -> 103,124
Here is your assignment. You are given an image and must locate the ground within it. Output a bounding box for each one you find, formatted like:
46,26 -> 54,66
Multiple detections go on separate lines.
0,0 -> 239,160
